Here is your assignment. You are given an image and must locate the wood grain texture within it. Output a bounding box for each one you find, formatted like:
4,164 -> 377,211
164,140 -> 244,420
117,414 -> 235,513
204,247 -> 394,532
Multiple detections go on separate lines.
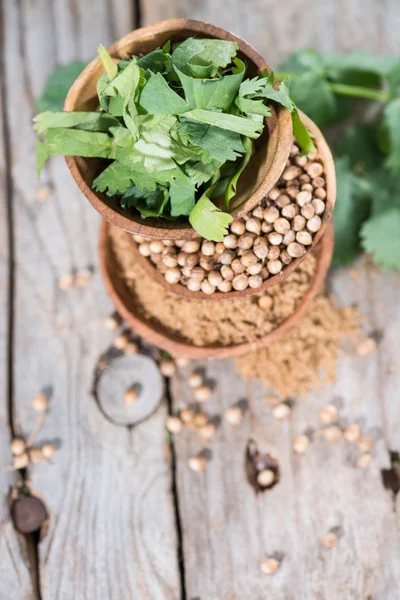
141,0 -> 400,64
4,2 -> 180,599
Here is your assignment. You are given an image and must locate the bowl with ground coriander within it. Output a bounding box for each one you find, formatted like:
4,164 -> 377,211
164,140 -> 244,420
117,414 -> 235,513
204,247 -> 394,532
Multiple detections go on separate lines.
123,112 -> 335,298
34,19 -> 303,241
98,221 -> 333,359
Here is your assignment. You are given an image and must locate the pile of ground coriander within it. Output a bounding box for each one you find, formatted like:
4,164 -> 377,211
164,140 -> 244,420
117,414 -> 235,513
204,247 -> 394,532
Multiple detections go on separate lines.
109,227 -> 318,347
236,295 -> 360,397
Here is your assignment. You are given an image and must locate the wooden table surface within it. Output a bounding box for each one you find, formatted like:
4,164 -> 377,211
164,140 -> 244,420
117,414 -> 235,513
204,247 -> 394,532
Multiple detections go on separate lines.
1,1 -> 400,599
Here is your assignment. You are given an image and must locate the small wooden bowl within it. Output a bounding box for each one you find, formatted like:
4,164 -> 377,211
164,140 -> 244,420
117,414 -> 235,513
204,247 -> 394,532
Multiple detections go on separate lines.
125,111 -> 335,300
98,221 -> 334,360
64,18 -> 292,240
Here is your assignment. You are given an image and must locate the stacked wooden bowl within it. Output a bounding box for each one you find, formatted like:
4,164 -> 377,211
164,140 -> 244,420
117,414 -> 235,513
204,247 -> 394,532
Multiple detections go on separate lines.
65,20 -> 336,359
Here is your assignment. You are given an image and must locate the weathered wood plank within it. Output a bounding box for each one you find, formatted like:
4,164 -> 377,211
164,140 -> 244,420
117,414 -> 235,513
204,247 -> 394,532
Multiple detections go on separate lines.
4,1 -> 180,598
141,0 -> 400,64
0,26 -> 34,599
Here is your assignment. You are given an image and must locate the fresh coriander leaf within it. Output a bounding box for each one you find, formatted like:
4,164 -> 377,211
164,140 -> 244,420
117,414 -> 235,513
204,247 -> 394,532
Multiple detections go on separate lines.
42,128 -> 113,159
136,188 -> 170,218
120,185 -> 147,209
93,161 -> 139,194
36,140 -> 50,177
36,62 -> 87,112
182,159 -> 220,187
181,109 -> 263,138
260,75 -> 293,112
225,136 -> 253,208
323,50 -> 399,77
171,38 -> 238,78
235,96 -> 271,116
279,49 -> 325,75
98,44 -> 118,79
291,109 -> 316,155
33,111 -> 119,133
289,72 -> 337,127
332,156 -> 371,266
177,120 -> 245,162
176,59 -> 245,111
361,208 -> 400,269
189,185 -> 233,241
139,72 -> 189,114
102,59 -> 141,136
238,77 -> 266,97
138,48 -> 169,73
383,99 -> 400,174
97,72 -> 111,111
169,179 -> 196,216
338,124 -> 381,174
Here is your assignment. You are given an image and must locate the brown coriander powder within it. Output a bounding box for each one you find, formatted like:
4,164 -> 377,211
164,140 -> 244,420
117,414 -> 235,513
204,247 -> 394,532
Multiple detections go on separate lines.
109,227 -> 319,347
236,295 -> 360,397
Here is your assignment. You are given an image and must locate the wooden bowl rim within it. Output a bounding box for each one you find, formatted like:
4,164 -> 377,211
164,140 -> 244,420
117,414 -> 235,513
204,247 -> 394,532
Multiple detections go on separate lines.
64,18 -> 293,240
98,220 -> 334,359
125,110 -> 336,300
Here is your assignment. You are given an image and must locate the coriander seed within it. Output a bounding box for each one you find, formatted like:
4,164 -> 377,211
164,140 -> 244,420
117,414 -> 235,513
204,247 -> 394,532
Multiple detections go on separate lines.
223,234 -> 238,249
322,425 -> 342,442
257,469 -> 275,487
208,271 -> 223,287
282,165 -> 301,180
293,215 -> 306,232
218,280 -> 232,292
194,385 -> 212,402
159,359 -> 176,377
138,243 -> 151,257
59,273 -> 74,291
268,188 -> 280,200
321,532 -> 337,549
187,279 -> 201,292
301,203 -> 315,219
220,249 -> 236,265
344,423 -> 360,443
276,194 -> 290,208
240,250 -> 258,267
162,254 -> 178,268
267,232 -> 283,246
258,296 -> 273,311
201,240 -> 215,256
188,455 -> 207,472
180,408 -> 194,423
356,435 -> 374,452
307,215 -> 322,233
114,334 -> 129,350
314,187 -> 326,200
307,162 -> 323,178
296,231 -> 312,246
263,206 -> 279,223
230,219 -> 246,235
287,242 -> 306,258
165,268 -> 181,285
183,240 -> 200,254
41,444 -> 57,459
260,558 -> 280,575
149,240 -> 164,254
225,406 -> 242,425
312,198 -> 325,214
282,230 -> 295,246
199,422 -> 216,441
253,238 -> 268,259
281,204 -> 297,220
231,259 -> 246,274
274,218 -> 290,234
296,191 -> 312,207
13,453 -> 29,470
246,218 -> 261,235
188,372 -> 203,388
11,438 -> 26,456
191,266 -> 205,282
124,388 -> 138,405
104,314 -> 119,330
357,453 -> 372,469
238,233 -> 255,250
247,262 -> 262,275
232,274 -> 248,291
248,275 -> 262,289
201,280 -> 215,295
267,260 -> 282,275
293,434 -> 309,454
252,206 -> 264,219
272,403 -> 291,419
280,250 -> 292,265
29,448 -> 44,463
267,246 -> 280,260
319,404 -> 338,424
221,265 -> 234,280
32,392 -> 48,412
193,413 -> 208,428
126,342 -> 138,355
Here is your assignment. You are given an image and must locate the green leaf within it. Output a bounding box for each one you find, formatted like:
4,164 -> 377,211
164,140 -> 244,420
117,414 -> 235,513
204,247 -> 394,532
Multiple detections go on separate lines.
93,161 -> 139,194
291,109 -> 316,155
332,156 -> 371,266
279,50 -> 325,75
176,59 -> 245,111
338,124 -> 381,174
98,44 -> 118,79
42,128 -> 113,159
238,77 -> 266,97
36,62 -> 87,112
177,120 -> 244,162
33,111 -> 119,133
36,140 -> 50,177
135,188 -> 170,218
171,38 -> 238,78
361,208 -> 400,269
383,99 -> 400,174
169,179 -> 196,216
137,48 -> 169,73
235,96 -> 271,116
182,160 -> 220,187
181,109 -> 263,138
189,185 -> 233,241
260,75 -> 293,112
224,136 -> 253,208
289,72 -> 337,127
323,51 -> 399,77
139,72 -> 189,114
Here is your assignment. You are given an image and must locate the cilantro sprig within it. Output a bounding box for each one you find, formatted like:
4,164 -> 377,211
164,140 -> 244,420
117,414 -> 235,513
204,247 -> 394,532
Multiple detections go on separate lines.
277,49 -> 400,269
34,38 -> 311,241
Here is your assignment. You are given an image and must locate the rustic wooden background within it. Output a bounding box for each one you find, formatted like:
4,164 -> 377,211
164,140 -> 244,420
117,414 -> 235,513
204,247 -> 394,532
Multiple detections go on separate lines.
1,1 -> 400,599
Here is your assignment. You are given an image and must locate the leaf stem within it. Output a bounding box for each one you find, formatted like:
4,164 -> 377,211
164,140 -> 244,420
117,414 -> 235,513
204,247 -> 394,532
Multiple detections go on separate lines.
275,71 -> 390,103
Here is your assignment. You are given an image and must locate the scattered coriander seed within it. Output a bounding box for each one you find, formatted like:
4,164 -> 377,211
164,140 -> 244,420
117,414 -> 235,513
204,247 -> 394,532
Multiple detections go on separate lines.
344,423 -> 361,443
307,215 -> 322,233
75,268 -> 92,287
35,184 -> 52,202
126,342 -> 138,355
312,198 -> 325,214
263,206 -> 280,223
356,453 -> 372,469
356,337 -> 377,357
282,230 -> 295,246
199,422 -> 216,441
274,218 -> 290,234
208,271 -> 223,287
166,416 -> 183,434
268,232 -> 283,246
293,215 -> 306,232
282,165 -> 302,180
218,280 -> 232,292
287,242 -> 306,258
175,357 -> 190,368
301,203 -> 315,219
272,403 -> 291,420
194,385 -> 212,402
11,438 -> 26,456
13,453 -> 29,470
314,187 -> 327,200
260,558 -> 280,575
29,448 -> 44,463
231,259 -> 246,274
322,425 -> 343,442
307,162 -> 324,178
321,532 -> 337,549
276,194 -> 290,208
356,435 -> 374,452
232,274 -> 248,291
293,434 -> 309,454
114,334 -> 129,350
257,469 -> 275,487
267,246 -> 281,260
188,455 -> 207,472
183,240 -> 200,254
32,392 -> 48,412
319,404 -> 338,424
159,359 -> 176,377
258,296 -> 273,311
58,273 -> 74,291
193,413 -> 208,428
138,243 -> 151,257
124,388 -> 138,405
221,265 -> 234,280
296,190 -> 312,207
230,219 -> 246,235
248,275 -> 263,289
188,372 -> 203,388
104,314 -> 119,330
223,234 -> 238,249
180,408 -> 194,423
41,444 -> 57,459
225,406 -> 243,425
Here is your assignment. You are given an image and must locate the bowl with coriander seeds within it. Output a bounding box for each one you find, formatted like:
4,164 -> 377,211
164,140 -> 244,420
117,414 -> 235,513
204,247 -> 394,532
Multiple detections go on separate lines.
34,19 -> 297,242
123,111 -> 335,299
